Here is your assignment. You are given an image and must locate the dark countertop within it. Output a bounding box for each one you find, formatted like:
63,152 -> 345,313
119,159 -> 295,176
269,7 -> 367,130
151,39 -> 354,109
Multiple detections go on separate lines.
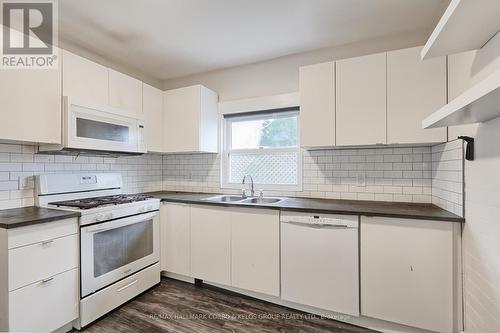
0,206 -> 81,229
146,191 -> 465,223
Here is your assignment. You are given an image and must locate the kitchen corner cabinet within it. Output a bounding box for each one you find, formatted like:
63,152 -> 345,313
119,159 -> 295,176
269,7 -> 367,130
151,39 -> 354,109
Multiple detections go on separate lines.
231,208 -> 280,297
190,205 -> 231,285
360,216 -> 457,333
109,69 -> 143,116
163,85 -> 219,153
387,47 -> 447,144
299,61 -> 335,148
62,50 -> 109,106
143,84 -> 164,152
336,52 -> 387,146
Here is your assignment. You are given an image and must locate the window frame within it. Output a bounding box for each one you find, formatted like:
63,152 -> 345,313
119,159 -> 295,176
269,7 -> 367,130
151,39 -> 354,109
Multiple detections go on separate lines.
221,109 -> 302,193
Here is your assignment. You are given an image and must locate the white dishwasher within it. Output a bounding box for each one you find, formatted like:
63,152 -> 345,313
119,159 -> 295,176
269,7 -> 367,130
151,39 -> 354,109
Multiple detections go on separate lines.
281,211 -> 359,316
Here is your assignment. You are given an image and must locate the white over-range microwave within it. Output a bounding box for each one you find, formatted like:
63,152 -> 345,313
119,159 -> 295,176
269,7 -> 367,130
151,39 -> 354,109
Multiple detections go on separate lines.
38,97 -> 147,155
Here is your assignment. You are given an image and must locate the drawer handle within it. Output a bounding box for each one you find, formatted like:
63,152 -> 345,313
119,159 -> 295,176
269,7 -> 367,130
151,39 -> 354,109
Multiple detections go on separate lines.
41,277 -> 54,285
41,239 -> 54,246
117,280 -> 138,292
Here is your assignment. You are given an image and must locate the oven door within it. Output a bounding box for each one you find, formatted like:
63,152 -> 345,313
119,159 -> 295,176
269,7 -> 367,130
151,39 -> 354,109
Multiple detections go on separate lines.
80,211 -> 159,297
64,97 -> 146,153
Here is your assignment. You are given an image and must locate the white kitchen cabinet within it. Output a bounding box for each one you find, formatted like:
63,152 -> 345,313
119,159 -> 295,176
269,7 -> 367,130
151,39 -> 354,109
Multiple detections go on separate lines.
231,208 -> 280,297
360,216 -> 456,333
0,27 -> 61,144
163,85 -> 219,153
190,205 -> 231,285
0,218 -> 79,333
143,83 -> 164,152
387,47 -> 447,144
62,50 -> 108,106
299,61 -> 335,147
336,52 -> 387,146
109,69 -> 143,115
160,202 -> 191,276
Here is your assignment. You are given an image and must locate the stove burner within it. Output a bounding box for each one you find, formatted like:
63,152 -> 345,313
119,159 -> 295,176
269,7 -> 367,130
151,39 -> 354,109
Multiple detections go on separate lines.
49,194 -> 153,209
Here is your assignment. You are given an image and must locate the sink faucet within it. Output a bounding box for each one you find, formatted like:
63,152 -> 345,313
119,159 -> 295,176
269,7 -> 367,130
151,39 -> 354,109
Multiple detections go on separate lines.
241,174 -> 254,198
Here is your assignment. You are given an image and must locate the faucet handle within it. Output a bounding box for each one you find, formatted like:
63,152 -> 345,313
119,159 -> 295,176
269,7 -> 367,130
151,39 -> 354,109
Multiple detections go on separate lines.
241,189 -> 247,198
258,190 -> 264,199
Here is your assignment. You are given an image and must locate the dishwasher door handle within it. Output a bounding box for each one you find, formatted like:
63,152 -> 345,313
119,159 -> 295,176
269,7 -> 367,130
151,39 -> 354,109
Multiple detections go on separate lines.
282,221 -> 351,229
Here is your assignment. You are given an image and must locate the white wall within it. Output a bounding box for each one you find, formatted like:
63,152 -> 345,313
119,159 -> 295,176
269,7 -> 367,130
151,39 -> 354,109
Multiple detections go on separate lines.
163,30 -> 428,101
457,32 -> 500,333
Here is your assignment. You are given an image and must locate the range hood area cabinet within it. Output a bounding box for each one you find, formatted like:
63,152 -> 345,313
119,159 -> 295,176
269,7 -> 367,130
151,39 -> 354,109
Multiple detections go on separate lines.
163,85 -> 219,153
62,50 -> 143,117
299,46 -> 447,149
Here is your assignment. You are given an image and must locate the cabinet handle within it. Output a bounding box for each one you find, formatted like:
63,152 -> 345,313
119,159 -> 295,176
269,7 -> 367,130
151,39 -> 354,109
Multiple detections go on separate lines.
41,277 -> 54,284
117,280 -> 138,292
41,239 -> 54,246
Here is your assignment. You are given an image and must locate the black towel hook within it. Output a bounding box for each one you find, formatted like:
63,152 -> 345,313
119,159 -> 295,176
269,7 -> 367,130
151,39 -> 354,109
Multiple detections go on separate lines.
458,136 -> 474,161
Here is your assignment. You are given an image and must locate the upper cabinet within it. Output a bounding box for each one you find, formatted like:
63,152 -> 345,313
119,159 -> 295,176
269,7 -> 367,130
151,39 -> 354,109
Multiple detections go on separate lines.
62,51 -> 143,116
387,47 -> 447,144
143,84 -> 164,153
0,27 -> 61,144
109,69 -> 143,116
163,85 -> 219,153
62,50 -> 108,106
299,61 -> 335,148
336,52 -> 387,146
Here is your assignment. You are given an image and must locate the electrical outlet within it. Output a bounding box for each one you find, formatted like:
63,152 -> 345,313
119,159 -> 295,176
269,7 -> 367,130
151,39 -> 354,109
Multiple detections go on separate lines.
356,172 -> 366,187
18,176 -> 34,190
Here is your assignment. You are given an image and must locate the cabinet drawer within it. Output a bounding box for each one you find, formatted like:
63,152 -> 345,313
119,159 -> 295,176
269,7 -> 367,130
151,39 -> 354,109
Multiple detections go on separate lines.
7,218 -> 78,249
80,262 -> 160,327
8,233 -> 79,291
9,268 -> 79,333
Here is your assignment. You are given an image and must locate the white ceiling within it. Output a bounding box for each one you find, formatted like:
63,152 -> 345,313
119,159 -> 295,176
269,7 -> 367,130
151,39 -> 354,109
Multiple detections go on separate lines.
59,0 -> 449,81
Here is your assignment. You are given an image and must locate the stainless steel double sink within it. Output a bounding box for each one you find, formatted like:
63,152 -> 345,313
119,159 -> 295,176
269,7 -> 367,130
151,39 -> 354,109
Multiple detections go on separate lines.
203,195 -> 284,205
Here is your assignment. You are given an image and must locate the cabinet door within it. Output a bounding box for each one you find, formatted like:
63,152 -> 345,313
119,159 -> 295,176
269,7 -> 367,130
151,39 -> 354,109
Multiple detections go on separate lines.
336,52 -> 387,146
143,84 -> 164,152
231,208 -> 280,296
0,62 -> 61,144
164,86 -> 201,152
160,203 -> 191,276
299,62 -> 335,147
387,47 -> 447,144
62,50 -> 108,106
190,205 -> 231,285
108,69 -> 143,115
360,216 -> 454,333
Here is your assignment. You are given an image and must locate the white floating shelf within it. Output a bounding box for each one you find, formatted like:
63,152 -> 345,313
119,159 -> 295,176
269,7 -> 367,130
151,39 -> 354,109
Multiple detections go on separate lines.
421,0 -> 500,60
422,70 -> 500,128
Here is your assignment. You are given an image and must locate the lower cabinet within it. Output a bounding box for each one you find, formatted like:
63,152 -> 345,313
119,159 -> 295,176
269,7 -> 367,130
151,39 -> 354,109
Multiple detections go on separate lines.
161,204 -> 280,297
231,208 -> 280,297
190,205 -> 232,286
160,202 -> 191,276
360,216 -> 457,333
0,218 -> 79,332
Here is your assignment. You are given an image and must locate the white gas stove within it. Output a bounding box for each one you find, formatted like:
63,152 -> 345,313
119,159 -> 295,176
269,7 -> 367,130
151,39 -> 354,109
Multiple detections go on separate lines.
35,173 -> 161,329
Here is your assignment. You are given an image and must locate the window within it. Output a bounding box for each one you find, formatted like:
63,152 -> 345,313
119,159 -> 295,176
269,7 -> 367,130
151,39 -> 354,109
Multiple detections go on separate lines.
221,108 -> 301,191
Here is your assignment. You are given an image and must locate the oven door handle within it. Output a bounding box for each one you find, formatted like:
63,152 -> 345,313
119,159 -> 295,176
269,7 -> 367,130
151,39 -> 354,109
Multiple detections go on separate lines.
84,211 -> 158,233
